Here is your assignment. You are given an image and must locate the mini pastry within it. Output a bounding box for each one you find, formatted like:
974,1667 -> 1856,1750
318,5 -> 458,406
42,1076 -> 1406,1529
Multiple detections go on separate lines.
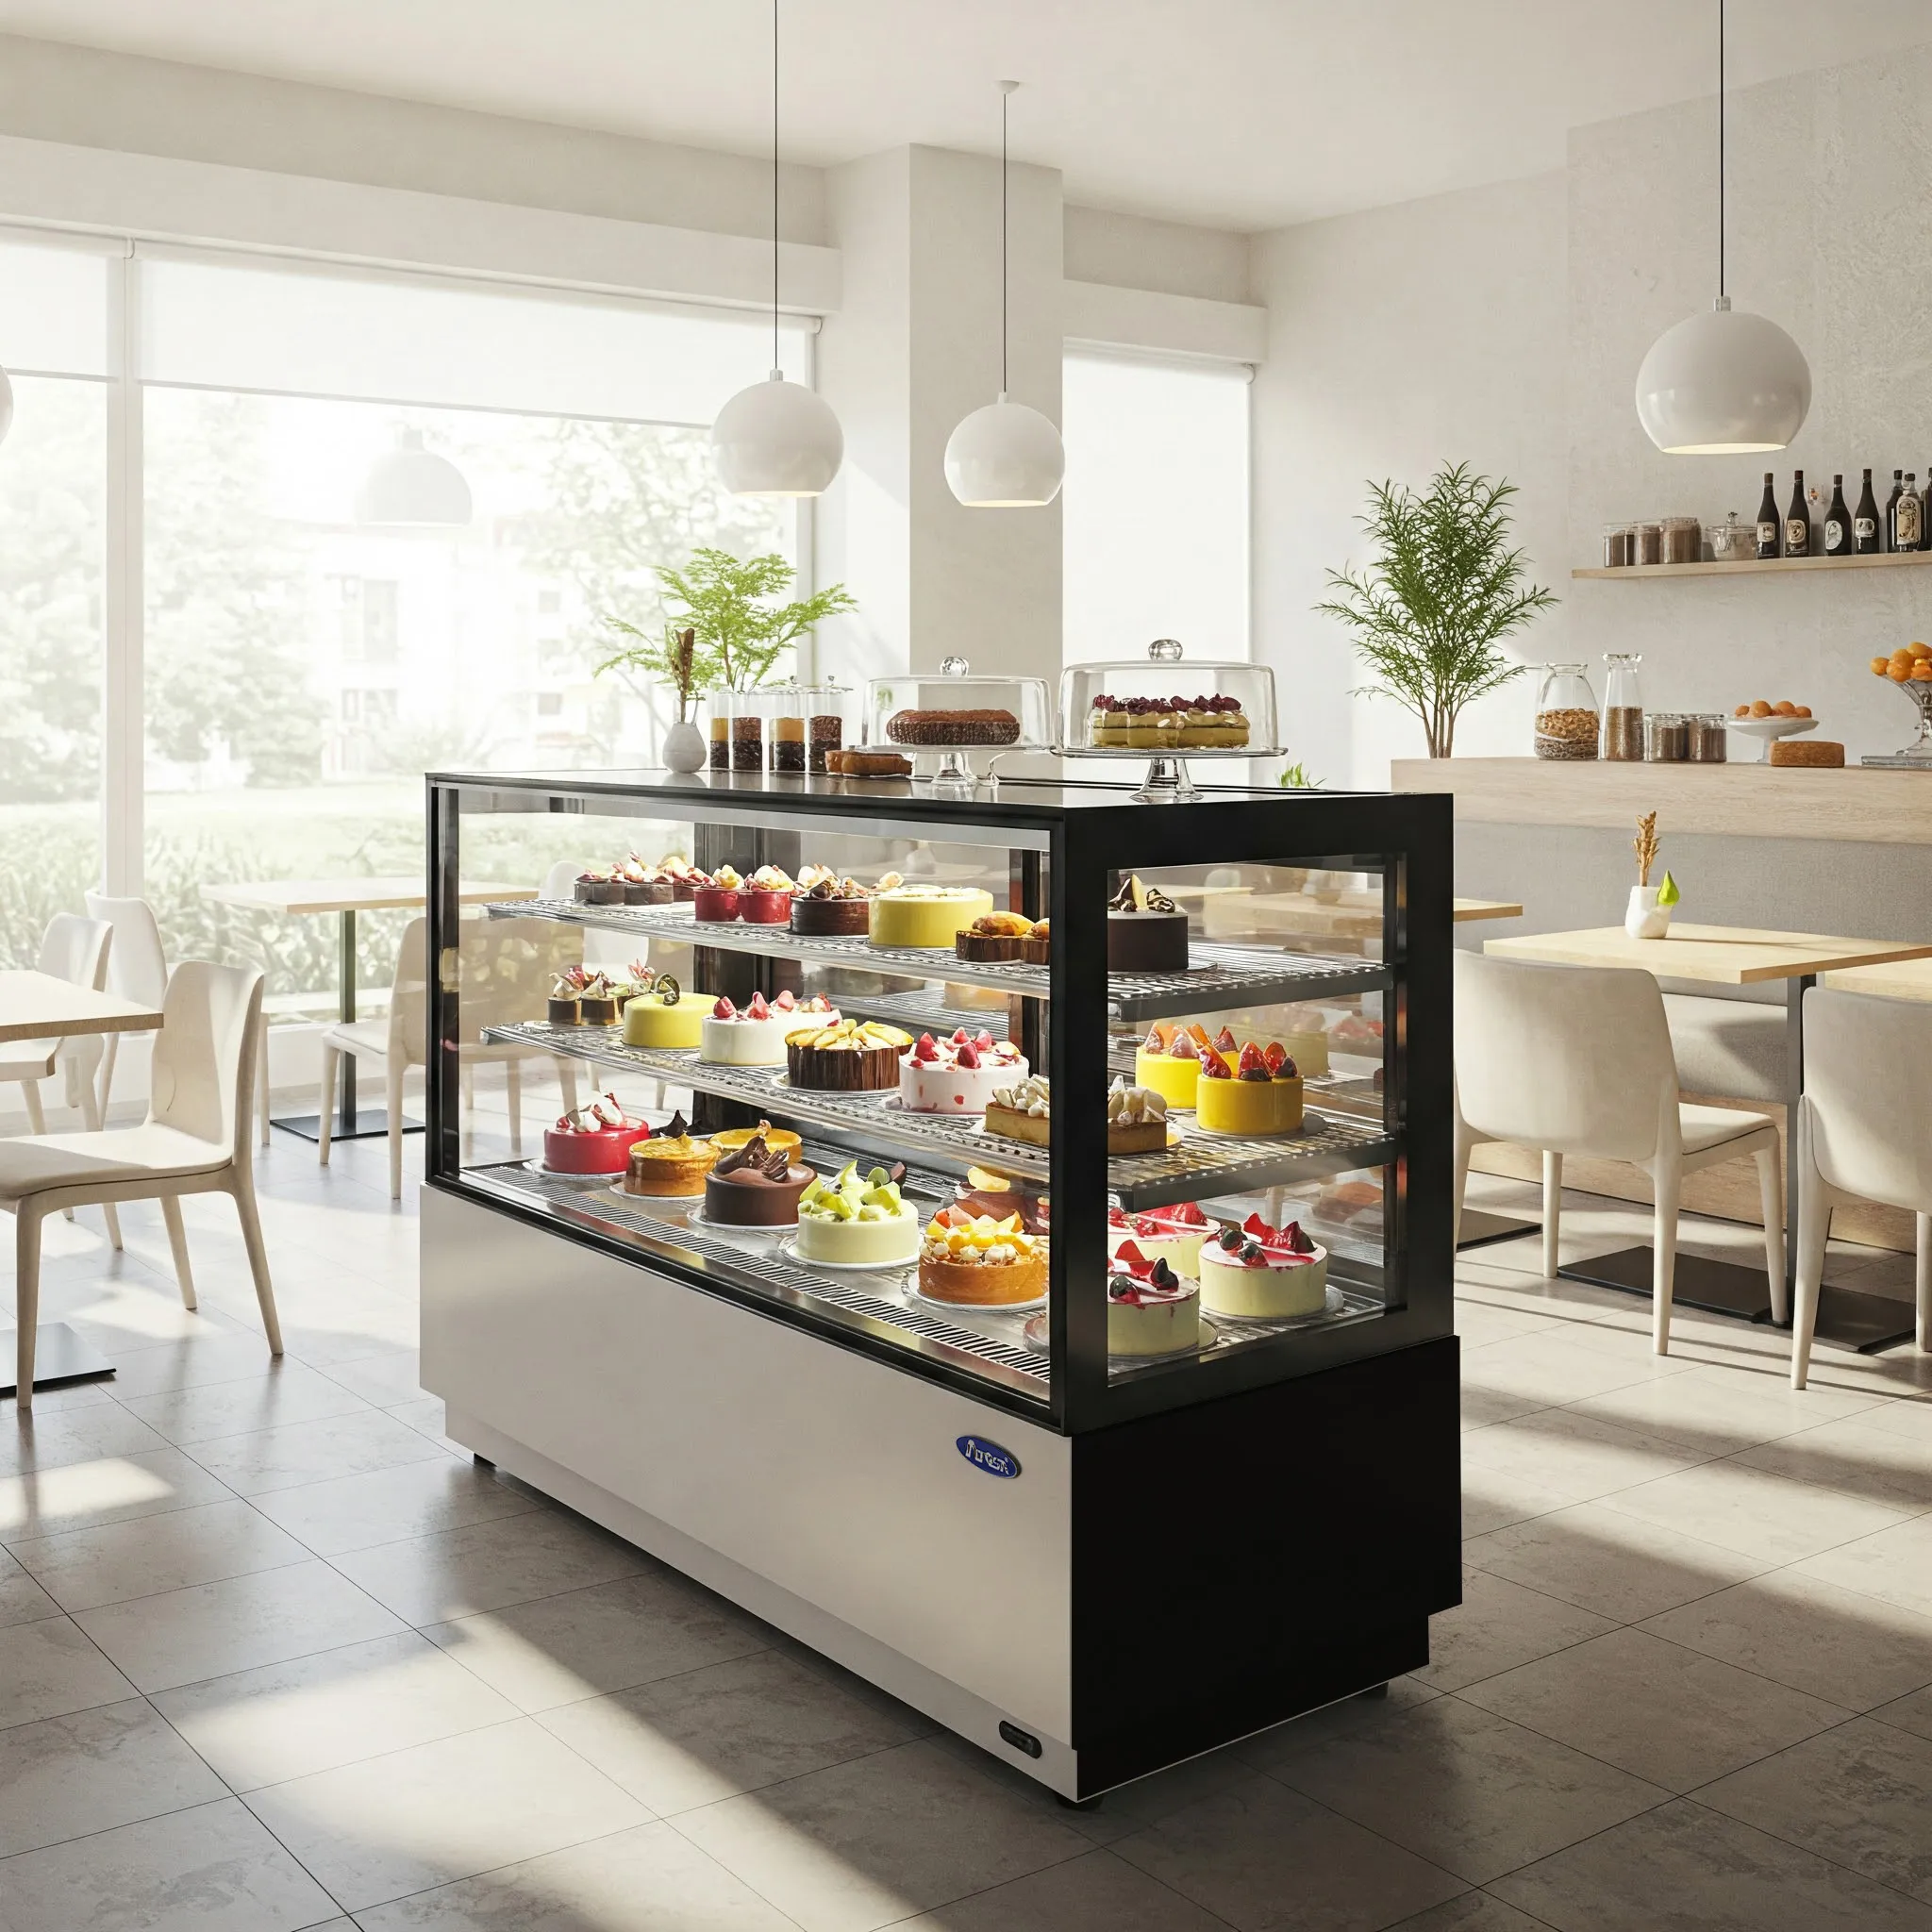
785,1018 -> 913,1091
886,708 -> 1022,746
955,1164 -> 1049,1233
573,869 -> 625,906
1195,1041 -> 1304,1137
955,910 -> 1034,962
1107,874 -> 1190,974
741,865 -> 795,924
664,861 -> 708,902
1019,919 -> 1050,965
795,1160 -> 922,1266
621,973 -> 705,1048
692,866 -> 745,922
1107,1243 -> 1201,1356
702,991 -> 838,1066
917,1208 -> 1047,1306
542,1093 -> 651,1174
547,974 -> 582,1027
1133,1022 -> 1224,1108
790,874 -> 874,937
982,1074 -> 1050,1146
1105,1077 -> 1170,1154
619,858 -> 675,906
825,748 -> 912,777
622,1110 -> 717,1196
898,1029 -> 1027,1114
1108,1202 -> 1219,1277
1197,1214 -> 1329,1320
575,974 -> 620,1027
870,885 -> 996,949
711,1119 -> 804,1161
704,1133 -> 815,1226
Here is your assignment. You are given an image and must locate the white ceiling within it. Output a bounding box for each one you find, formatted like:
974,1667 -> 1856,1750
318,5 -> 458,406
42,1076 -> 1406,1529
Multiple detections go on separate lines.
4,0 -> 1930,231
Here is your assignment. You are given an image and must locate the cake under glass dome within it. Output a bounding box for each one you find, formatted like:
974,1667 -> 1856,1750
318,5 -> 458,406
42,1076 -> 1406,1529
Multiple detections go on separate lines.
863,656 -> 1055,784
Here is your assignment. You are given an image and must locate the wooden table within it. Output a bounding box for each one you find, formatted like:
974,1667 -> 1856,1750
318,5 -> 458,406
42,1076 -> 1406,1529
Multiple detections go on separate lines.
1485,923 -> 1932,1350
200,878 -> 535,1142
1820,957 -> 1932,1002
0,973 -> 162,1396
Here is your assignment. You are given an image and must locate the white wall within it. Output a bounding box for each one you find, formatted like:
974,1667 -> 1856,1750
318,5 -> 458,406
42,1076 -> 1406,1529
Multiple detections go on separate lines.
1063,204 -> 1250,305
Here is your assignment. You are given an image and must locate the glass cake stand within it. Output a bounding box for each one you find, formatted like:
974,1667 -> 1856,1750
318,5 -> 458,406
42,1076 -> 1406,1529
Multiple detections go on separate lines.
863,658 -> 1055,789
1861,680 -> 1932,768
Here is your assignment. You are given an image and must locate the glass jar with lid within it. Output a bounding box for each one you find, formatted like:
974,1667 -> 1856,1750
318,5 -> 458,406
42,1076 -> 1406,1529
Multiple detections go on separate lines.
1058,639 -> 1277,753
718,690 -> 769,774
765,683 -> 808,774
1535,664 -> 1600,759
863,657 -> 1054,784
703,690 -> 732,772
1601,653 -> 1644,761
801,681 -> 858,774
1632,520 -> 1664,567
1645,712 -> 1689,761
1661,516 -> 1702,565
1685,712 -> 1728,762
1602,525 -> 1632,568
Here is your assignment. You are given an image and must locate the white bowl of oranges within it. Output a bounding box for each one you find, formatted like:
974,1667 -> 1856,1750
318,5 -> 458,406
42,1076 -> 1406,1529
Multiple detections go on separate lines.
1874,641 -> 1932,689
1727,698 -> 1816,762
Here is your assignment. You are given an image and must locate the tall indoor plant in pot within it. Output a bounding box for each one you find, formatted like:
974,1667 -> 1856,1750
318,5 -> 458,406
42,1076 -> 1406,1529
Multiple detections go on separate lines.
1317,462 -> 1556,758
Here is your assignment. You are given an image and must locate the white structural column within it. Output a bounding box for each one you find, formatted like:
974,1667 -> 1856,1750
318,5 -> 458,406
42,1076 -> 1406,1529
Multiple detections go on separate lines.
816,145 -> 1063,683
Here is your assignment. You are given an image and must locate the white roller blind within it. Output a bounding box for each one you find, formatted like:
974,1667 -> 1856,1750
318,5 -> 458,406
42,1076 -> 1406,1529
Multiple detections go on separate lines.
139,254 -> 813,425
0,237 -> 111,378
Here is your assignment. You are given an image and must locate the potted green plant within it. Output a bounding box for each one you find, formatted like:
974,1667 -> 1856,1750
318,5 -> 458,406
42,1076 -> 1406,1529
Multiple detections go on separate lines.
1316,462 -> 1556,758
597,622 -> 709,771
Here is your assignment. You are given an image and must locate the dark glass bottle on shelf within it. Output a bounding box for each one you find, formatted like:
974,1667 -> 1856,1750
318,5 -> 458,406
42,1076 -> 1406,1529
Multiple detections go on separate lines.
1886,470 -> 1905,550
1855,470 -> 1882,554
1823,475 -> 1852,557
1920,473 -> 1932,551
1756,473 -> 1781,559
1894,473 -> 1924,554
1784,471 -> 1811,558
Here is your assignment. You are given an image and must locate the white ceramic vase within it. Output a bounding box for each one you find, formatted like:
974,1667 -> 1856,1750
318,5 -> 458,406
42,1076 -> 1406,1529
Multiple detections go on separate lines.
1624,885 -> 1671,940
661,718 -> 707,774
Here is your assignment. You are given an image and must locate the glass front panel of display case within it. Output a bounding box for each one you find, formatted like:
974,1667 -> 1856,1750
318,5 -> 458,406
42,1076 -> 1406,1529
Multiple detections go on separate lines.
432,780 -> 1058,1410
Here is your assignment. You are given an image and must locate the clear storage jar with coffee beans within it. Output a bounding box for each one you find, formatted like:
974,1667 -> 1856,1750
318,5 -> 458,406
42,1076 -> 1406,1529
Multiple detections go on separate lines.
1601,653 -> 1644,761
1535,664 -> 1600,760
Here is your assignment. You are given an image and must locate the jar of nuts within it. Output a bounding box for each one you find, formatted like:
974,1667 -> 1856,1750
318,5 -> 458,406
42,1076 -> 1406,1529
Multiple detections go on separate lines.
1535,664 -> 1601,760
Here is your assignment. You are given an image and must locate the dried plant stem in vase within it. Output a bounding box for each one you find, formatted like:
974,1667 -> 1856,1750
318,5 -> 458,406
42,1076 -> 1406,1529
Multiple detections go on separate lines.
1624,811 -> 1679,940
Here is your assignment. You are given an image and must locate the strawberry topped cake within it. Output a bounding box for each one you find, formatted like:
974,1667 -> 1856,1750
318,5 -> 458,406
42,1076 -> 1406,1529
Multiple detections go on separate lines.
1197,1213 -> 1329,1320
898,1028 -> 1027,1114
542,1093 -> 652,1174
1107,1201 -> 1220,1276
701,991 -> 838,1066
1195,1039 -> 1305,1137
1107,1241 -> 1201,1356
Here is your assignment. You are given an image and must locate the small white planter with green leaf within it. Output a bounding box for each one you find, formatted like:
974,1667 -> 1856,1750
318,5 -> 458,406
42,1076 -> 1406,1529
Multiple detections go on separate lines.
1625,869 -> 1678,940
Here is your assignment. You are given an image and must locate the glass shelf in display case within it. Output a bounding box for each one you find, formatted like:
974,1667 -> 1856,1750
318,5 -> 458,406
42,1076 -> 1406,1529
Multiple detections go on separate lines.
861,657 -> 1055,787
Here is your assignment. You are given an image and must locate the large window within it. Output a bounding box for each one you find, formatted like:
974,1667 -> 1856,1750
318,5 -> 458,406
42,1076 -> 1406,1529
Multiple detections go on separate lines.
1061,351 -> 1250,664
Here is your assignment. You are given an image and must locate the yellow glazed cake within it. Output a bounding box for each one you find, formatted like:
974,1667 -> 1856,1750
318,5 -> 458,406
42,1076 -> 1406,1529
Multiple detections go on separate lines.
870,885 -> 995,950
621,988 -> 705,1049
1132,1023 -> 1225,1108
1194,1041 -> 1305,1137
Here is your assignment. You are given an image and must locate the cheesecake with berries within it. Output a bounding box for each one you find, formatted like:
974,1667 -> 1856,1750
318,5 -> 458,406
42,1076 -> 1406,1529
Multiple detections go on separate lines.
898,1028 -> 1025,1114
701,991 -> 837,1066
1107,1242 -> 1201,1356
1107,1201 -> 1219,1276
1197,1214 -> 1329,1319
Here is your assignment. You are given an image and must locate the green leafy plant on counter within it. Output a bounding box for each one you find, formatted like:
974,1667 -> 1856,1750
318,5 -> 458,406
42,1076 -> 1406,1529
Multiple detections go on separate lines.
597,622 -> 705,722
598,549 -> 857,698
1278,760 -> 1324,790
1316,461 -> 1557,759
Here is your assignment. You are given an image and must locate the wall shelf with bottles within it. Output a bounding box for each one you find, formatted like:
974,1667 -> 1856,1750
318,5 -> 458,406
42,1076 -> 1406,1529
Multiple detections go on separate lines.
1574,550 -> 1932,581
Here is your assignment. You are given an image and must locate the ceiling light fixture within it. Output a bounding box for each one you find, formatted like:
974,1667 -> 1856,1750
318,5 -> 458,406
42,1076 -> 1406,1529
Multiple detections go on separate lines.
355,428 -> 473,526
710,0 -> 843,497
944,80 -> 1065,508
1634,0 -> 1809,455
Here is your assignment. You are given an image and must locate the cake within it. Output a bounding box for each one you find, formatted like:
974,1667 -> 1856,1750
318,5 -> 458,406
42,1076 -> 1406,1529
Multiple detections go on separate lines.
955,911 -> 1035,962
785,1018 -> 913,1091
547,969 -> 622,1026
1020,919 -> 1049,965
1133,1023 -> 1224,1108
692,866 -> 744,922
898,1029 -> 1027,1114
618,858 -> 675,906
573,869 -> 625,906
541,1093 -> 651,1174
622,1111 -> 717,1196
1086,694 -> 1250,749
1771,739 -> 1846,767
955,1165 -> 1049,1233
703,1133 -> 815,1226
711,1119 -> 803,1161
1108,1202 -> 1220,1276
1107,1243 -> 1201,1356
886,708 -> 1022,746
741,865 -> 795,924
982,1074 -> 1050,1146
702,991 -> 838,1066
795,1160 -> 922,1266
1107,875 -> 1190,974
1281,1028 -> 1330,1078
790,873 -> 875,937
1105,1077 -> 1170,1153
621,974 -> 705,1048
917,1208 -> 1048,1306
870,885 -> 995,949
1195,1041 -> 1305,1137
825,748 -> 912,777
547,974 -> 582,1026
1197,1214 -> 1329,1319
663,861 -> 708,902
942,981 -> 1011,1013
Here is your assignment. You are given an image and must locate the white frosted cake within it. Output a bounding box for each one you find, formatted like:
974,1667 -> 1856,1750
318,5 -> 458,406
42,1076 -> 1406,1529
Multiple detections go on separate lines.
1107,1203 -> 1221,1277
1197,1213 -> 1329,1319
794,1160 -> 922,1266
1107,1242 -> 1201,1357
897,1028 -> 1026,1114
700,991 -> 837,1065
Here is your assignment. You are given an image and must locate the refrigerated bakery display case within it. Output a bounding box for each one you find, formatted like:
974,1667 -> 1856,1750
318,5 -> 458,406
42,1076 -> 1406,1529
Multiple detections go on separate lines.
1058,637 -> 1280,800
421,768 -> 1457,1801
862,656 -> 1055,785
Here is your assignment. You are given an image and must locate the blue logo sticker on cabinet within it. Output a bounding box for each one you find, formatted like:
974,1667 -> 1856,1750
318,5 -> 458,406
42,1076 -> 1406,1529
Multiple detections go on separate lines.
957,1436 -> 1021,1479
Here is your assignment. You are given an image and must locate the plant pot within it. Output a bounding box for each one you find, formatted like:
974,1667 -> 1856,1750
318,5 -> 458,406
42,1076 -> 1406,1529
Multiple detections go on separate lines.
661,718 -> 707,774
1624,885 -> 1671,941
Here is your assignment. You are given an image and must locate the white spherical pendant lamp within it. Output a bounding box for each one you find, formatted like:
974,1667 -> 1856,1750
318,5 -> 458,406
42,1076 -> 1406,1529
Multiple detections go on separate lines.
946,81 -> 1064,509
0,364 -> 13,449
712,369 -> 843,497
1636,297 -> 1811,454
945,391 -> 1064,508
355,429 -> 473,526
1635,0 -> 1809,455
711,0 -> 841,499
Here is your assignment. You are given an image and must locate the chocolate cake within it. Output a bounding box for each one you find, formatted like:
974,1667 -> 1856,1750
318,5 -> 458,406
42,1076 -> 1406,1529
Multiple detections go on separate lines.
790,875 -> 873,936
955,911 -> 1035,962
703,1134 -> 816,1226
885,709 -> 1021,746
785,1018 -> 911,1091
1106,875 -> 1190,974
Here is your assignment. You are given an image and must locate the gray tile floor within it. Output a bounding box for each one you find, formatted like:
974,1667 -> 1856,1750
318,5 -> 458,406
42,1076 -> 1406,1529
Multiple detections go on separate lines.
6,1116 -> 1932,1929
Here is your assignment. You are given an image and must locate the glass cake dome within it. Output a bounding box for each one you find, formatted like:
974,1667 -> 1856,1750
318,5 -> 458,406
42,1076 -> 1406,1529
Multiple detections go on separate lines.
863,657 -> 1055,783
1058,640 -> 1278,755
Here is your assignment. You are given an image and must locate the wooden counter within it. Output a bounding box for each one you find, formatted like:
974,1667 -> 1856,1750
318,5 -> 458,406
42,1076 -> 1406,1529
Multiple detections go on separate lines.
1391,757 -> 1932,845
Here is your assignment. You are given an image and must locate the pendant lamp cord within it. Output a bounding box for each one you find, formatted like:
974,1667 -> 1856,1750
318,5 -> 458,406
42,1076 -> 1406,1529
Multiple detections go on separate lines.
1001,84 -> 1009,395
1717,0 -> 1725,301
773,0 -> 780,373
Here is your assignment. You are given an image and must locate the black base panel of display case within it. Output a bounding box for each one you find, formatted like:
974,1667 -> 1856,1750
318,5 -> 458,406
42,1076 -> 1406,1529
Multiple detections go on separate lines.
272,1109 -> 423,1144
1066,1334 -> 1459,1797
1457,1210 -> 1538,1250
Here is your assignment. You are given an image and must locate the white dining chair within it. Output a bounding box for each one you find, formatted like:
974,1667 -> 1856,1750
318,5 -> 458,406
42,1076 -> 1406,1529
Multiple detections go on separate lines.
1790,987 -> 1932,1389
1453,950 -> 1785,1355
0,961 -> 282,1412
2,913 -> 113,1135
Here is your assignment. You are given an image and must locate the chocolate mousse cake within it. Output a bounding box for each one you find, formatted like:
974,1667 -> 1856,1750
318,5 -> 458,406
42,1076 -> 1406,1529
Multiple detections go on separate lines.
703,1133 -> 816,1226
1106,874 -> 1190,974
790,874 -> 874,937
886,708 -> 1021,746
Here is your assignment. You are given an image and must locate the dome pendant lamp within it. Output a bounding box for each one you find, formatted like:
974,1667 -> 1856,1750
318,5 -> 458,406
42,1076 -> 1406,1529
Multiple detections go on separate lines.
1635,0 -> 1809,454
944,81 -> 1065,508
355,428 -> 473,525
710,0 -> 842,497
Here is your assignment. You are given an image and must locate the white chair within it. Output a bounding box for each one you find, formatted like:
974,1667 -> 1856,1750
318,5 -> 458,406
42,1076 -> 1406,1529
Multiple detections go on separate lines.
3,913 -> 113,1136
1453,950 -> 1785,1355
0,961 -> 282,1412
1790,987 -> 1932,1389
319,916 -> 581,1199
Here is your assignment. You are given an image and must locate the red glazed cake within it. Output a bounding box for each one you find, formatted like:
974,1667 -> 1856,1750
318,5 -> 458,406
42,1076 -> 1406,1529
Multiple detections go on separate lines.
542,1093 -> 651,1174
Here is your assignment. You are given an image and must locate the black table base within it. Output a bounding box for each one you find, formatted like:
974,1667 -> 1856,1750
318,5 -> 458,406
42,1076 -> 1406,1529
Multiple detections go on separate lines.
272,1110 -> 423,1145
1457,1210 -> 1539,1251
0,1323 -> 117,1397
